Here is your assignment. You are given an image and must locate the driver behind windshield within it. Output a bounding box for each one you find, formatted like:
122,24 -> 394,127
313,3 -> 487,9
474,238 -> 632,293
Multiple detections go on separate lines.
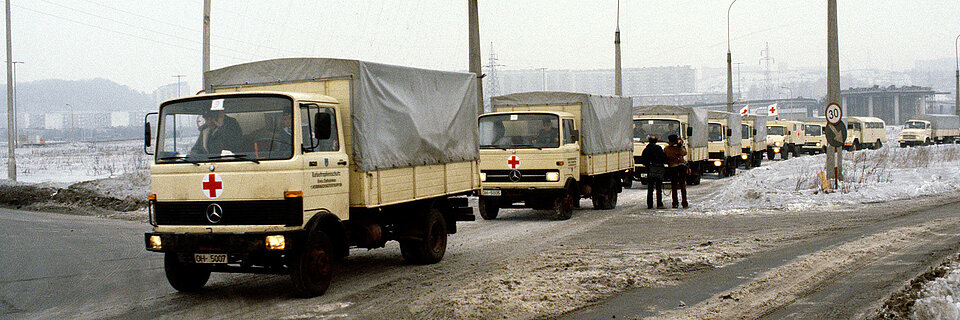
191,106 -> 243,155
532,119 -> 558,147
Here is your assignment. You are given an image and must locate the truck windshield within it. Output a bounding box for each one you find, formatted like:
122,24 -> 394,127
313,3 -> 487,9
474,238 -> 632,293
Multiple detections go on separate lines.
479,113 -> 559,149
708,123 -> 723,142
904,121 -> 926,129
767,125 -> 785,136
804,125 -> 822,136
156,95 -> 295,163
633,119 -> 680,142
741,124 -> 751,139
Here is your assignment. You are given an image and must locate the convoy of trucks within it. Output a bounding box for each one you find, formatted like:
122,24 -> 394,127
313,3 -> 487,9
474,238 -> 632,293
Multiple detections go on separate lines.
139,56 -> 949,299
477,92 -> 633,219
632,105 -> 709,185
898,114 -> 960,146
765,120 -> 803,160
143,58 -> 479,297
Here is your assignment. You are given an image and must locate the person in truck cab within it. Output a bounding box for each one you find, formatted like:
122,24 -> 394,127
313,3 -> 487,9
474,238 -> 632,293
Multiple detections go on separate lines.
532,119 -> 558,147
191,107 -> 243,155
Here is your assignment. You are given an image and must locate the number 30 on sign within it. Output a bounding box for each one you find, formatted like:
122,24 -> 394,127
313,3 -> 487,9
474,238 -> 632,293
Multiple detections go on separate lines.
825,103 -> 842,125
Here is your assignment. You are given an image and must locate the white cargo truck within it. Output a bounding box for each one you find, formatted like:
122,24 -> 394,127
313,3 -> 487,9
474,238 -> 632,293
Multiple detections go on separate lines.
477,92 -> 632,219
899,114 -> 960,146
632,105 -> 709,185
706,111 -> 742,177
143,58 -> 479,297
739,114 -> 767,168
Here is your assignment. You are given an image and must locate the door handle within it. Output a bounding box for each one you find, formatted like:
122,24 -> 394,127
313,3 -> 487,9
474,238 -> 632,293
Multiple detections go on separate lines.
337,159 -> 347,166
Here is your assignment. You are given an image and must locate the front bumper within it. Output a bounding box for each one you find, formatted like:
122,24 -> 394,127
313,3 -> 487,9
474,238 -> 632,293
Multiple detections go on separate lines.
145,231 -> 303,254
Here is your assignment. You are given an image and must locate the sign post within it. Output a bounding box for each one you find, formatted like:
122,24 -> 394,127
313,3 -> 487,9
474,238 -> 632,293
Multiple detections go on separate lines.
825,0 -> 843,187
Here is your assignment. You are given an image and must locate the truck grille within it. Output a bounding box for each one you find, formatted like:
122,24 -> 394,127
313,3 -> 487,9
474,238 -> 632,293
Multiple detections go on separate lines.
804,142 -> 818,146
901,135 -> 916,140
741,147 -> 750,154
483,169 -> 554,182
708,152 -> 725,159
154,199 -> 302,226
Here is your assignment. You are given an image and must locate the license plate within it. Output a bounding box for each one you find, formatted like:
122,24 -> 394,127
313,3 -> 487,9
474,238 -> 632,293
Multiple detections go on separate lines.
194,253 -> 228,264
480,189 -> 501,196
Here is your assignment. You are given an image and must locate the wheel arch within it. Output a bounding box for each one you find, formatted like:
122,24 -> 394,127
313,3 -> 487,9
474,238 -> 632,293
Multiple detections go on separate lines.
304,210 -> 348,259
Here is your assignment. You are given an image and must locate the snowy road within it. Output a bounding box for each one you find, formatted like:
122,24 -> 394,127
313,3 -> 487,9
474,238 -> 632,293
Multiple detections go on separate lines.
1,180 -> 959,319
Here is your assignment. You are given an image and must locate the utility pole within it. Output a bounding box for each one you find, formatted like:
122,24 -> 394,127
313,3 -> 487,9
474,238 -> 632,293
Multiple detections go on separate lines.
173,74 -> 185,97
537,68 -> 547,91
5,0 -> 14,180
826,0 -> 842,182
10,60 -> 19,147
468,0 -> 483,115
734,62 -> 743,98
202,0 -> 210,90
614,0 -> 622,96
955,33 -> 959,116
726,0 -> 737,113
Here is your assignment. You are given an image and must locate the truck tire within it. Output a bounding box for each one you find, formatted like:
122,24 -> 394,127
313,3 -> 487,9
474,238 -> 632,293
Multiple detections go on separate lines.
875,140 -> 882,149
164,253 -> 210,292
399,208 -> 447,265
554,193 -> 575,220
925,138 -> 931,146
478,197 -> 499,220
728,161 -> 737,176
767,150 -> 774,160
590,176 -> 617,210
782,149 -> 790,160
290,231 -> 334,297
792,146 -> 801,157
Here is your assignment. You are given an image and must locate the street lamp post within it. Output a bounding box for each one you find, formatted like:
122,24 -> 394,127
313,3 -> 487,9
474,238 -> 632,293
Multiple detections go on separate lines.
726,0 -> 737,113
954,33 -> 959,116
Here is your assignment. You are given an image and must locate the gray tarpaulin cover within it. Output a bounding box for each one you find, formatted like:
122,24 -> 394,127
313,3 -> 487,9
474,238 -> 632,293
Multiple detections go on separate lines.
743,114 -> 768,143
632,105 -> 709,148
490,92 -> 632,155
914,114 -> 960,130
204,58 -> 479,171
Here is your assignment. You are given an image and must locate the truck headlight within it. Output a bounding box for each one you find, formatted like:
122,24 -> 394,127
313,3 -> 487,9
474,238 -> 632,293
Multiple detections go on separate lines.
545,171 -> 560,182
713,160 -> 723,167
740,154 -> 748,160
479,172 -> 487,182
773,147 -> 780,153
148,235 -> 162,250
774,141 -> 782,147
266,235 -> 285,250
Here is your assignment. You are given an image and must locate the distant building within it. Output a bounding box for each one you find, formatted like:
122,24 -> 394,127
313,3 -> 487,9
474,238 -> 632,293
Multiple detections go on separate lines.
841,85 -> 938,124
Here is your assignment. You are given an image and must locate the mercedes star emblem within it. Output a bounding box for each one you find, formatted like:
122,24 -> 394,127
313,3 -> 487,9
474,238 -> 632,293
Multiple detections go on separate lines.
206,203 -> 223,224
508,170 -> 522,182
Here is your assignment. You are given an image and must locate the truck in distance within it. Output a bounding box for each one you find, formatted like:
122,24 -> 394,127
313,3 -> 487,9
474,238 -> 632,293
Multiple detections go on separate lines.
739,114 -> 767,169
765,120 -> 802,160
477,92 -> 632,220
632,105 -> 709,185
143,58 -> 479,297
898,114 -> 960,147
799,118 -> 827,155
706,111 -> 741,177
844,116 -> 886,150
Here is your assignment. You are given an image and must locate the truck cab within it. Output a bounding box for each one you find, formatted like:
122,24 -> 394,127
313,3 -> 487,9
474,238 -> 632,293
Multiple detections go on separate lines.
632,116 -> 685,182
844,116 -> 886,150
899,120 -> 932,147
706,119 -> 737,177
801,122 -> 826,154
766,120 -> 802,159
739,122 -> 754,168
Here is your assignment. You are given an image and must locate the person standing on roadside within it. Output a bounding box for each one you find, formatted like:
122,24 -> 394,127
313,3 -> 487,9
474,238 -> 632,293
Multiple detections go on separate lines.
639,136 -> 667,209
664,134 -> 689,209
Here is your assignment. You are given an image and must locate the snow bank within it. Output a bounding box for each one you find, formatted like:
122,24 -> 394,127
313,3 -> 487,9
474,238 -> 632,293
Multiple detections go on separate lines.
696,127 -> 960,214
913,266 -> 960,320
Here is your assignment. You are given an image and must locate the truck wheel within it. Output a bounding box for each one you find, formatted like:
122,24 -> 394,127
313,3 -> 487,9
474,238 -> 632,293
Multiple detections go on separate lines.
781,149 -> 789,160
793,146 -> 801,157
554,193 -> 575,220
164,253 -> 210,292
728,162 -> 737,176
400,208 -> 447,265
290,231 -> 334,297
478,197 -> 499,220
875,140 -> 882,149
753,155 -> 762,167
925,138 -> 931,146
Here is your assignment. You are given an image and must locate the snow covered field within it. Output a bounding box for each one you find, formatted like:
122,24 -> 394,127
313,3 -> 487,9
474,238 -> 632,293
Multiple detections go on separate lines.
0,140 -> 149,185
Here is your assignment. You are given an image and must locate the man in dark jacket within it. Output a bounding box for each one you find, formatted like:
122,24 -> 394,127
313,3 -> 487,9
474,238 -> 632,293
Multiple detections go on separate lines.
191,109 -> 243,156
639,136 -> 668,209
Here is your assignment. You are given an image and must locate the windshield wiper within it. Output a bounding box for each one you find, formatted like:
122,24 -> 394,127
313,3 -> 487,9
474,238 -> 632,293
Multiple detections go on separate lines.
208,154 -> 260,164
158,156 -> 200,166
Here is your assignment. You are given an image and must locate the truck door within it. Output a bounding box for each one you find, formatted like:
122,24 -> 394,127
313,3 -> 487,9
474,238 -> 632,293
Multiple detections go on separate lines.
299,103 -> 349,220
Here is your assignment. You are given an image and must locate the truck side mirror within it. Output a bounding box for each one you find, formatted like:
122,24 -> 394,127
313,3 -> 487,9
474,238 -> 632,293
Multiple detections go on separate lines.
315,112 -> 332,140
687,127 -> 693,136
726,128 -> 732,137
143,112 -> 157,155
753,129 -> 757,135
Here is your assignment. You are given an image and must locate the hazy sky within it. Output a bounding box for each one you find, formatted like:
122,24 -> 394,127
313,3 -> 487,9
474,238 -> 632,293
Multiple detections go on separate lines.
6,0 -> 959,93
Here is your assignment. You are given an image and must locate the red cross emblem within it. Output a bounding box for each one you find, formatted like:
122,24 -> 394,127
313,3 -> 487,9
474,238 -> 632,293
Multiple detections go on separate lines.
201,173 -> 223,199
507,155 -> 520,169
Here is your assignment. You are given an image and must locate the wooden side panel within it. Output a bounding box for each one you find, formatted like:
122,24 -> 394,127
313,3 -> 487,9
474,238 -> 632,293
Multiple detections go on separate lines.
354,160 -> 479,208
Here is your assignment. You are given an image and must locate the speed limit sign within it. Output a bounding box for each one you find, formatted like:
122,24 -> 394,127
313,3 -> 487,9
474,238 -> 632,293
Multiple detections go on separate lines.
825,103 -> 842,125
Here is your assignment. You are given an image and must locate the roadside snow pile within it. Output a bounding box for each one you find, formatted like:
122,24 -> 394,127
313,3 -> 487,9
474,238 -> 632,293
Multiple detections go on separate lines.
697,142 -> 960,213
912,266 -> 960,320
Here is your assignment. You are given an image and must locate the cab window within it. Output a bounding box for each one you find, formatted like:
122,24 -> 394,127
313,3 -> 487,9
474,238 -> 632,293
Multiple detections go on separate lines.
562,119 -> 576,144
